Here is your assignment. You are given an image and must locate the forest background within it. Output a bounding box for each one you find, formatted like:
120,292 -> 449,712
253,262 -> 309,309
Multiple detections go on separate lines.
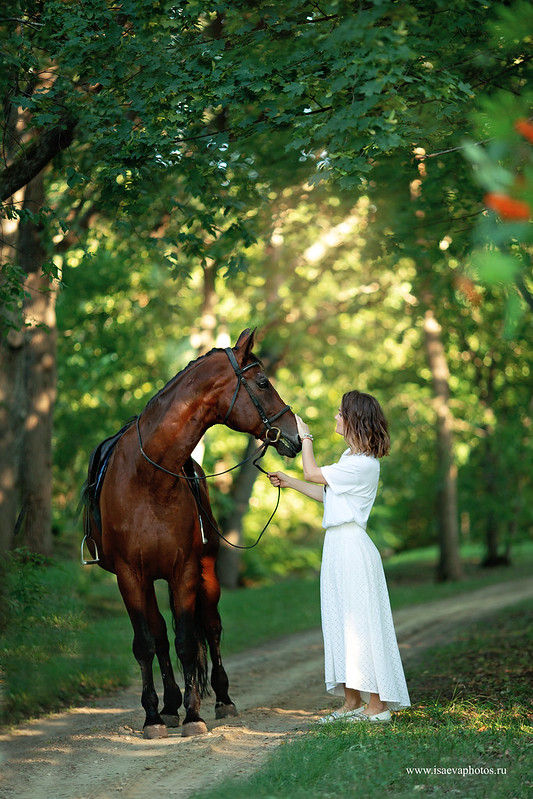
1,0 -> 532,592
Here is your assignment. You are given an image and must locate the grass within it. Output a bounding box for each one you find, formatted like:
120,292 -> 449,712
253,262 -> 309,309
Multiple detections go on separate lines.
0,553 -> 134,724
0,540 -> 532,727
191,601 -> 533,799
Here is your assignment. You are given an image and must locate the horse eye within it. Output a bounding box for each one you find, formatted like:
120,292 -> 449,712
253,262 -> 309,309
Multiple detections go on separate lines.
256,376 -> 269,390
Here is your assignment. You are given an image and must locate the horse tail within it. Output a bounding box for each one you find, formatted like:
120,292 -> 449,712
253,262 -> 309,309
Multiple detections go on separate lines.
168,586 -> 209,698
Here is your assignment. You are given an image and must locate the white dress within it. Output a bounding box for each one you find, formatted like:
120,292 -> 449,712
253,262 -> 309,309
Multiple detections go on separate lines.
320,451 -> 411,710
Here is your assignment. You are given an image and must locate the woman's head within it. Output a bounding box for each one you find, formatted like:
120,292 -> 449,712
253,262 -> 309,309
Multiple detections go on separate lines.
337,390 -> 390,458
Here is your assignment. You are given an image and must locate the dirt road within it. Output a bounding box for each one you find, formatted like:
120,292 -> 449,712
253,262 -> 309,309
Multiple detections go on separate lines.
1,577 -> 531,799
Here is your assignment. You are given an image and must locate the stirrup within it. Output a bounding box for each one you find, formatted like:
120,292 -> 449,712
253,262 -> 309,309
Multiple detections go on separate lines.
80,534 -> 100,565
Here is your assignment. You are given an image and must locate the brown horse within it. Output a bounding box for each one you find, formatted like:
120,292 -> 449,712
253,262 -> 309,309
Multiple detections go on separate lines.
82,329 -> 300,738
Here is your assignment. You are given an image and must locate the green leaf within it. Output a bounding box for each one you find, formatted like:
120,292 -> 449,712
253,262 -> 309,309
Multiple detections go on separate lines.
503,290 -> 525,339
471,250 -> 519,285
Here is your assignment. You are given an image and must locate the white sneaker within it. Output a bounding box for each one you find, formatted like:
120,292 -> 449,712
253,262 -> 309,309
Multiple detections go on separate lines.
318,707 -> 366,724
350,709 -> 391,723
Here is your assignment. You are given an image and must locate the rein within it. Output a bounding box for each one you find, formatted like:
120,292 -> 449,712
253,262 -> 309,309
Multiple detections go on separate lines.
185,449 -> 280,551
136,418 -> 279,549
136,415 -> 272,481
135,347 -> 293,549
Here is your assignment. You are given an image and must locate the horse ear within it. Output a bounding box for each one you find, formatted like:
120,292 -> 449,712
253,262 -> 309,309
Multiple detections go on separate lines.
234,328 -> 256,360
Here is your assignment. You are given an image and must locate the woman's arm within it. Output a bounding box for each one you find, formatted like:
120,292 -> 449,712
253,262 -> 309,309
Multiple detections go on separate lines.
295,414 -> 327,485
268,471 -> 324,502
266,412 -> 329,502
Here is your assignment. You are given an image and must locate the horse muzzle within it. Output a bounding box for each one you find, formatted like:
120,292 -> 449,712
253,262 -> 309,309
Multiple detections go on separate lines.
267,429 -> 301,458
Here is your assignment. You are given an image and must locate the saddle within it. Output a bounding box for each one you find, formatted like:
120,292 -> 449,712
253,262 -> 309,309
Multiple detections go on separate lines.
87,418 -> 136,504
81,418 -> 137,555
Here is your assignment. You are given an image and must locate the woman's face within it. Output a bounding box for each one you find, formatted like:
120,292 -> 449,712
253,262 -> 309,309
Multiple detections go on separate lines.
334,408 -> 345,437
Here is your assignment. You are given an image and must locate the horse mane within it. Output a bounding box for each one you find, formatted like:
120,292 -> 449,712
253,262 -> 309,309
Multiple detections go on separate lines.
82,348 -> 224,512
143,343 -> 261,412
143,346 -> 226,412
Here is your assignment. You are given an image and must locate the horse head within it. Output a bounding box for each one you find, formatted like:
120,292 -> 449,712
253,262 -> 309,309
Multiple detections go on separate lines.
220,329 -> 301,458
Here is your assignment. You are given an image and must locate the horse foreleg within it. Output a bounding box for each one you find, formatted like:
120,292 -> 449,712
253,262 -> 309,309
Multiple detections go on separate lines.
200,555 -> 237,719
169,571 -> 208,737
117,572 -> 168,739
145,584 -> 182,728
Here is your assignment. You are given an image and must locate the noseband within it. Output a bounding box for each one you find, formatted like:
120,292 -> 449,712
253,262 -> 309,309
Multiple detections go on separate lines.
222,348 -> 291,443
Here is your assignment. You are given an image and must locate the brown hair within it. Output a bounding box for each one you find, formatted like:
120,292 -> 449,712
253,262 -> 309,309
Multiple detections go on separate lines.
340,390 -> 390,458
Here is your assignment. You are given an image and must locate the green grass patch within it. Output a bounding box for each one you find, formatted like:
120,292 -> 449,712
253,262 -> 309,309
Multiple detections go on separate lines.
385,539 -> 533,609
191,601 -> 533,799
0,551 -> 133,725
218,576 -> 321,652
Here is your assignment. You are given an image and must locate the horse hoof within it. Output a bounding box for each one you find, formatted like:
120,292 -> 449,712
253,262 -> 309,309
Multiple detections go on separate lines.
215,702 -> 238,719
143,724 -> 168,739
160,713 -> 181,728
181,720 -> 208,737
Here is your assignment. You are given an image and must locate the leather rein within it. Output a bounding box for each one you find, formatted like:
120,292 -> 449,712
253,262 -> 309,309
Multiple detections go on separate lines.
135,347 -> 293,548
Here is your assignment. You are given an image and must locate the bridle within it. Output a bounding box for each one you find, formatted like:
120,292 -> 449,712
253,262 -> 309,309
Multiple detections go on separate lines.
134,347 -> 296,549
137,347 -> 294,477
221,347 -> 292,444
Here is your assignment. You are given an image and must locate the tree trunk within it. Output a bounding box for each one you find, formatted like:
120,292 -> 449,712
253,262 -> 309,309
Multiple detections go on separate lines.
192,260 -> 253,588
423,309 -> 462,581
193,262 -> 218,355
18,173 -> 57,555
481,430 -> 511,567
0,193 -> 26,552
478,357 -> 509,567
216,436 -> 260,588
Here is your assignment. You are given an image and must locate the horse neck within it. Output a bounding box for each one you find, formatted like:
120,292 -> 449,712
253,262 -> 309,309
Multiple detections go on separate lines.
140,355 -> 224,468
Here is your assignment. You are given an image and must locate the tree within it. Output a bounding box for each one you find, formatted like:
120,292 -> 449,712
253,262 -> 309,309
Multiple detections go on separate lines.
0,1 -> 259,549
3,0 -> 530,562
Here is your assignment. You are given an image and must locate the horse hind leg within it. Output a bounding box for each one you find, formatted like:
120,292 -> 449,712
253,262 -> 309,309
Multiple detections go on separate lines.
117,572 -> 168,739
200,555 -> 238,719
209,623 -> 238,720
169,573 -> 209,737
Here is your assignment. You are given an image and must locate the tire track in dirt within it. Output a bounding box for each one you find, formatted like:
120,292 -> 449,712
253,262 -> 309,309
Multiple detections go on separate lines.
1,577 -> 531,799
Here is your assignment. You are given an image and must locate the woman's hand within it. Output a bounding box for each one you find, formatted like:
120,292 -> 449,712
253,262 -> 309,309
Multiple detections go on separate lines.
268,471 -> 291,488
295,414 -> 311,439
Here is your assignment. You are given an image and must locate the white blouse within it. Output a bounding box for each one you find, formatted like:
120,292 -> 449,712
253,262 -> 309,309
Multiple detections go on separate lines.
321,449 -> 379,530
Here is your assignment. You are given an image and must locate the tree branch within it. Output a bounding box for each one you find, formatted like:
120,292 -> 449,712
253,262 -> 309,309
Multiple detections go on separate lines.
516,273 -> 533,312
0,113 -> 77,202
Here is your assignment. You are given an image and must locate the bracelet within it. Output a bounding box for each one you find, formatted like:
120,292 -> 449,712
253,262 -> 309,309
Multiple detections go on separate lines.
301,433 -> 314,441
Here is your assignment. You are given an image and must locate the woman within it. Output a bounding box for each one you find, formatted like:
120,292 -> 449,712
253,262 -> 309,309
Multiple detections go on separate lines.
268,390 -> 410,723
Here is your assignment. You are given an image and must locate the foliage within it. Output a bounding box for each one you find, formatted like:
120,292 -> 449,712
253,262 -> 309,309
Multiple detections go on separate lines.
53,173 -> 533,580
2,1 -> 523,295
462,1 -> 533,335
192,602 -> 533,799
3,0 -> 532,575
0,553 -> 133,725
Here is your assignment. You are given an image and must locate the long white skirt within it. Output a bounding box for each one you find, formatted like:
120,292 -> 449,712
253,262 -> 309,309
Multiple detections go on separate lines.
320,521 -> 411,710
